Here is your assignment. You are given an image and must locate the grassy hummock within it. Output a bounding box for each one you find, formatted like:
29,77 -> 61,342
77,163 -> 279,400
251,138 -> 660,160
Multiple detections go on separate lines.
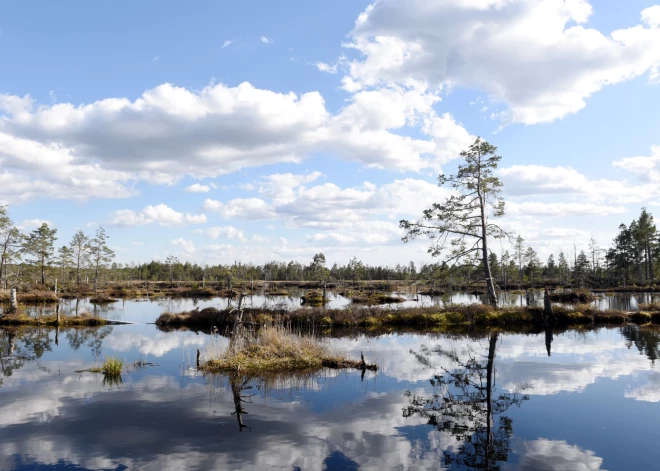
201,325 -> 375,374
547,289 -> 595,303
300,291 -> 326,306
157,302 -> 660,333
0,312 -> 109,326
351,293 -> 405,304
89,295 -> 118,304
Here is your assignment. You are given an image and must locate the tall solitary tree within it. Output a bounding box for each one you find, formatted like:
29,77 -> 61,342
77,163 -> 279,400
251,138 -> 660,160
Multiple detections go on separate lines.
69,230 -> 91,285
24,223 -> 58,285
513,236 -> 525,287
90,226 -> 115,284
400,137 -> 507,306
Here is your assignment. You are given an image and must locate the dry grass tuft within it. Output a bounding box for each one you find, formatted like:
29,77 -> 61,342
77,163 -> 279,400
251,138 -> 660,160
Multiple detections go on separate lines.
202,325 -> 372,373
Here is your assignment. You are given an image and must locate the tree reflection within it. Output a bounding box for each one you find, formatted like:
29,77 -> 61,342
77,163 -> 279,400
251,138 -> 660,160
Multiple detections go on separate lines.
0,326 -> 114,387
403,333 -> 529,470
622,324 -> 660,364
229,374 -> 255,432
65,325 -> 113,359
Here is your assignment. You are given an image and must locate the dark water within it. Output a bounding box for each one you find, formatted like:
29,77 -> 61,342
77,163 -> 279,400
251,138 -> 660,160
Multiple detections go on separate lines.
1,319 -> 660,470
9,290 -> 660,322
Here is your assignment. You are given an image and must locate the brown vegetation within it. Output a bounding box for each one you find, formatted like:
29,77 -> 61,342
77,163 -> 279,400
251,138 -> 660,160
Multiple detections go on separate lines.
547,289 -> 595,303
200,325 -> 376,374
156,303 -> 660,333
0,312 -> 108,326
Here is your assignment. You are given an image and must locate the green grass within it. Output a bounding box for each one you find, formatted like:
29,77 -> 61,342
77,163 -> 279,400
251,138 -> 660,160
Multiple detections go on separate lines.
101,356 -> 124,376
77,356 -> 125,376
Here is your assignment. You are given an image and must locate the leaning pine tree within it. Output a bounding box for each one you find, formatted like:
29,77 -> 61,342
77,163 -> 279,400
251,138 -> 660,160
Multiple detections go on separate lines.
400,137 -> 508,307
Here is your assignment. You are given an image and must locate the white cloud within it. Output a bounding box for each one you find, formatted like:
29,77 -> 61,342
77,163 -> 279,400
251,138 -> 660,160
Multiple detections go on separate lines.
260,36 -> 272,44
343,0 -> 660,124
110,204 -> 207,227
613,145 -> 660,183
203,197 -> 275,220
315,62 -> 338,74
499,163 -> 660,204
540,227 -> 590,239
507,201 -> 627,217
171,238 -> 196,253
0,81 -> 472,203
0,93 -> 33,114
18,218 -> 53,230
205,177 -> 452,246
222,39 -> 233,48
625,372 -> 660,402
642,6 -> 660,28
204,226 -> 247,242
514,439 -> 604,470
184,183 -> 210,193
251,234 -> 271,243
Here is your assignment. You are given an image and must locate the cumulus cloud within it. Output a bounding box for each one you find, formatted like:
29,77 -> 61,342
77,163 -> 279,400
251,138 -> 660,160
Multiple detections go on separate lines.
613,145 -> 660,183
171,238 -> 196,253
110,204 -> 207,227
642,6 -> 660,29
0,81 -> 472,203
204,226 -> 247,242
500,162 -> 660,204
205,176 -> 452,245
507,201 -> 627,217
260,36 -> 272,44
203,197 -> 275,220
184,183 -> 210,193
343,0 -> 660,124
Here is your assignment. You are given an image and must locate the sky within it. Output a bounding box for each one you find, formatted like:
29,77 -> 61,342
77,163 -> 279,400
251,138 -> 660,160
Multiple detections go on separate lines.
1,0 -> 660,268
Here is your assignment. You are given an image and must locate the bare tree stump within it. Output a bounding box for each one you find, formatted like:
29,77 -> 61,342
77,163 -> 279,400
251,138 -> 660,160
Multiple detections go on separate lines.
9,288 -> 17,313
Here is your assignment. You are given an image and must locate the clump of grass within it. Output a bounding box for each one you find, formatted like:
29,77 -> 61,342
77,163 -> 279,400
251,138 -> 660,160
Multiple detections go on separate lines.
79,356 -> 124,376
202,325 -> 374,373
101,356 -> 124,375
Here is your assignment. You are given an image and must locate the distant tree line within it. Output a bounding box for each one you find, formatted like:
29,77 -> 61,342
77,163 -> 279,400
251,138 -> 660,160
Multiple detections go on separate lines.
1,204 -> 659,289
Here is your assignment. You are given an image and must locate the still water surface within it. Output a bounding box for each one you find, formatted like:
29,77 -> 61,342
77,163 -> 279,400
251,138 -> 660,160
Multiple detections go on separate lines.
1,313 -> 659,470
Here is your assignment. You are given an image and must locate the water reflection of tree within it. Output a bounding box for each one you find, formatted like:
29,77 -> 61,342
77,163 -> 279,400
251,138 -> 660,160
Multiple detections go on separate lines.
622,324 -> 660,364
65,325 -> 113,359
403,333 -> 529,470
0,327 -> 52,387
229,374 -> 255,432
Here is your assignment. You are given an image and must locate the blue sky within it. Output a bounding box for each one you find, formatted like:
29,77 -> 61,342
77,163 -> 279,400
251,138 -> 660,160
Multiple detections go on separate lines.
1,0 -> 660,267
